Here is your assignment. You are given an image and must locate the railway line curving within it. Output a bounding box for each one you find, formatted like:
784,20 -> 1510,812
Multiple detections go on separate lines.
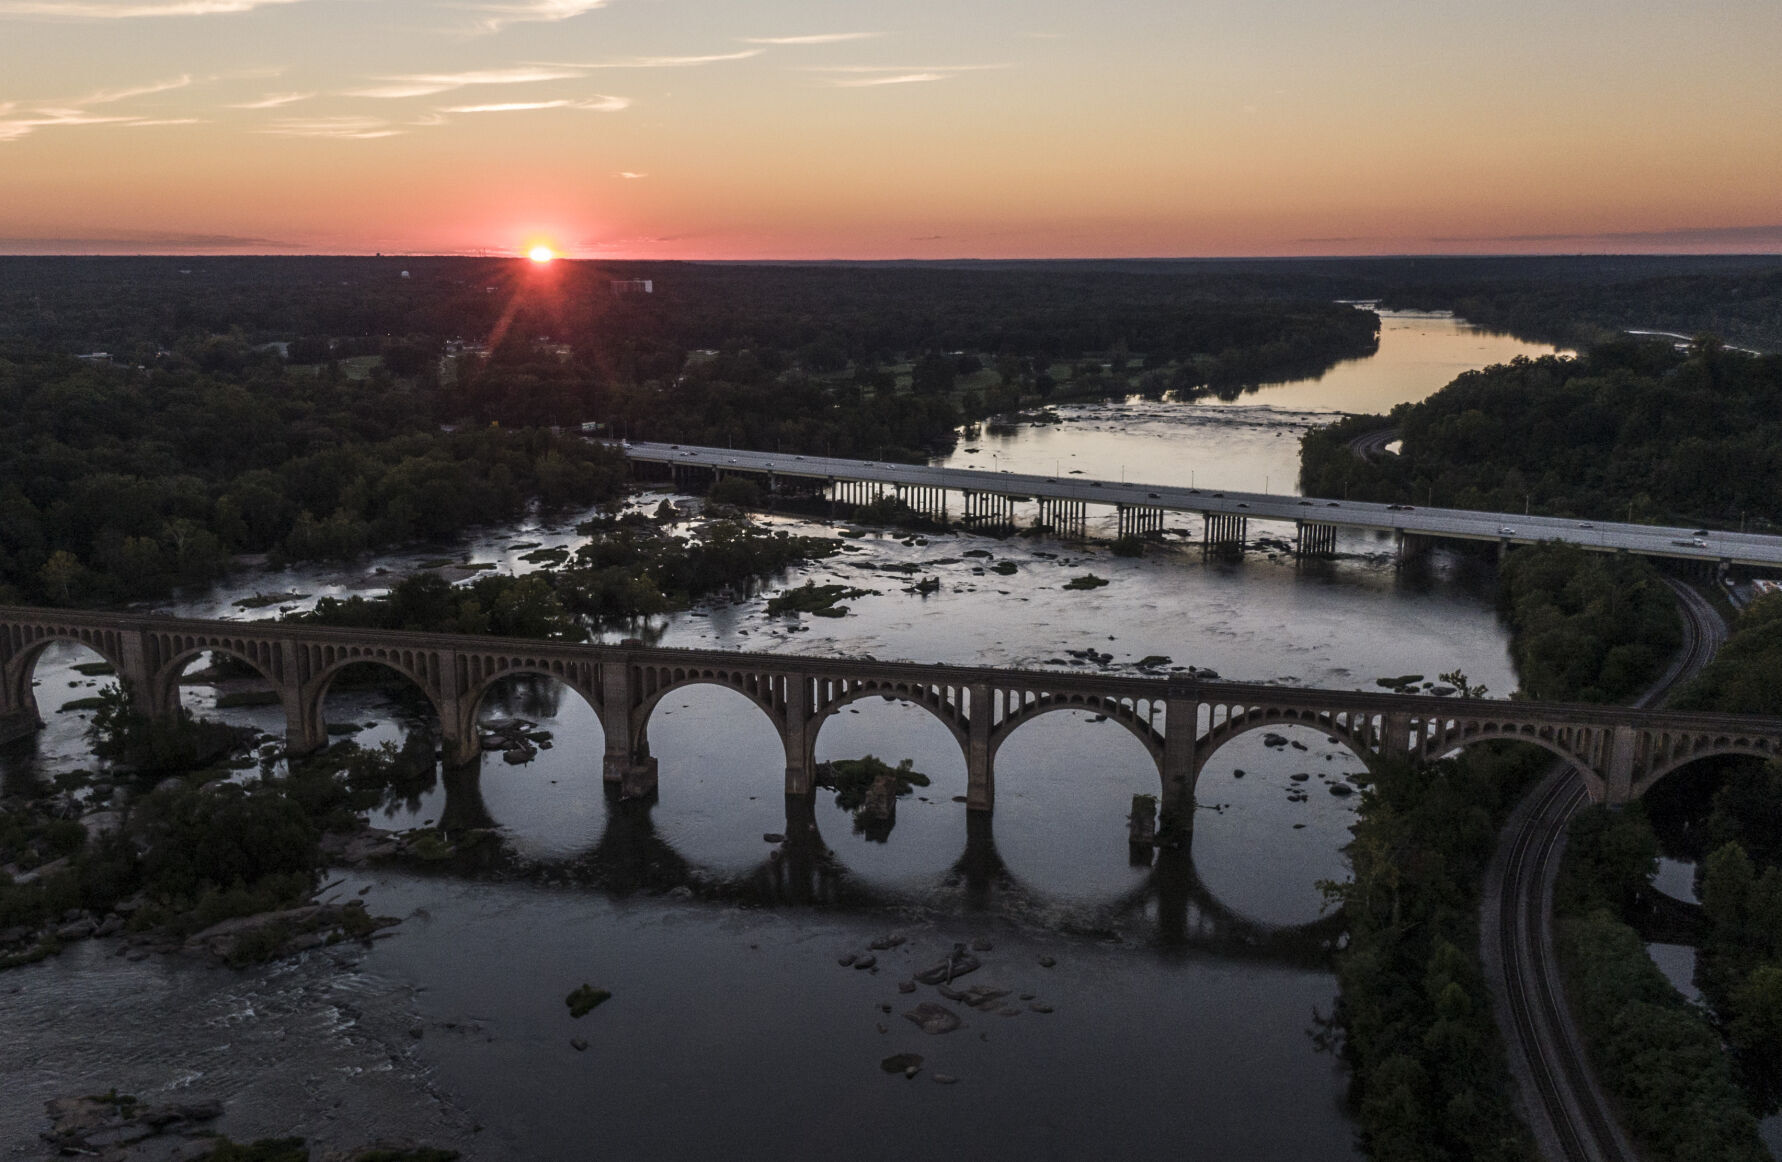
1483,579 -> 1726,1162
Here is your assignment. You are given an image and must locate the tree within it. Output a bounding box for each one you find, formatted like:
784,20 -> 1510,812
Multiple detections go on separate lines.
39,550 -> 86,604
910,352 -> 956,396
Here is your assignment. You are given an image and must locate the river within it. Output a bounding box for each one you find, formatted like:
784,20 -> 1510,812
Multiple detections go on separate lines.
2,312 -> 1566,1159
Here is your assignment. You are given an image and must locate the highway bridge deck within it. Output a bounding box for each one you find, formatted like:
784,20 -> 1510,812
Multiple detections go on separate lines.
622,441 -> 1782,569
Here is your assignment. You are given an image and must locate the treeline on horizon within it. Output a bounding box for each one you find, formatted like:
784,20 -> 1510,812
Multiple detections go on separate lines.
0,262 -> 1380,606
1300,340 -> 1782,530
5,252 -> 1779,352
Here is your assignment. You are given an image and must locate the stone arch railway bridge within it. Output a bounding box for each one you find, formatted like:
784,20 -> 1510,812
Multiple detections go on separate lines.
5,606 -> 1779,817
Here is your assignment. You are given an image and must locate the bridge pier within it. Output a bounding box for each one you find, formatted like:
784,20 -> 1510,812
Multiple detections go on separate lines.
1160,697 -> 1198,832
967,683 -> 994,811
895,484 -> 947,521
1202,512 -> 1247,556
961,490 -> 1015,532
438,758 -> 497,832
0,705 -> 39,749
1602,725 -> 1638,805
1295,521 -> 1338,558
1036,497 -> 1086,539
783,675 -> 814,796
1117,504 -> 1165,539
1394,530 -> 1434,567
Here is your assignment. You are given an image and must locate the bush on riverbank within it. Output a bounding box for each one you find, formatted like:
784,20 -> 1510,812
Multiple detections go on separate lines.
1299,343 -> 1782,529
87,683 -> 257,775
1673,592 -> 1782,715
1497,543 -> 1679,703
1700,833 -> 1782,1109
1324,746 -> 1545,1162
0,737 -> 432,968
1553,901 -> 1768,1162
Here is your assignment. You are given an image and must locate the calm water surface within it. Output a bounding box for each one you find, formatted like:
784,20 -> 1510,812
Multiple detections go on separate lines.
2,314 -> 1557,1158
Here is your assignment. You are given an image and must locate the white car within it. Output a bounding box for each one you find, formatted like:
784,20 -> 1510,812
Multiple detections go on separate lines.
1498,526 -> 1516,535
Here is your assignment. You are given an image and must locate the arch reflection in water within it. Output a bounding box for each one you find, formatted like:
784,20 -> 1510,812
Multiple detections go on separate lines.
1190,723 -> 1361,927
811,696 -> 969,887
991,708 -> 1164,902
642,682 -> 793,872
0,641 -> 121,792
472,673 -> 608,860
318,661 -> 446,831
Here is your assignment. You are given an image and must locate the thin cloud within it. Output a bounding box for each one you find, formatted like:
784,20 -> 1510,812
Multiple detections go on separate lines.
743,32 -> 881,45
0,106 -> 197,141
348,66 -> 587,99
617,171 -> 646,178
828,72 -> 944,87
810,63 -> 1008,73
468,0 -> 607,33
1430,225 -> 1782,246
230,91 -> 312,109
440,95 -> 628,113
0,111 -> 133,141
537,49 -> 761,68
0,229 -> 293,248
0,0 -> 304,18
71,75 -> 194,104
258,115 -> 401,139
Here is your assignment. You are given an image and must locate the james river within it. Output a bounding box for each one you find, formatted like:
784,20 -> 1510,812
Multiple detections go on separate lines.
2,315 -> 1568,1159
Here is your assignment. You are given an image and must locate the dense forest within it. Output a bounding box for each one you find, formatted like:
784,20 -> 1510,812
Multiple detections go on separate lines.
0,259 -> 1387,606
1300,341 -> 1782,529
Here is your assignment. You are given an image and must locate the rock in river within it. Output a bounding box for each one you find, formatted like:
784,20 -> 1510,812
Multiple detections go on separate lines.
904,1002 -> 963,1035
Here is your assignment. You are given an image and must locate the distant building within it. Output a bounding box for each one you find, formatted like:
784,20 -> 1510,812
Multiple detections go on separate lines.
611,279 -> 654,295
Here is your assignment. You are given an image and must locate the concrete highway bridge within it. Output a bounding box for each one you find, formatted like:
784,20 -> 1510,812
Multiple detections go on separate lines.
5,607 -> 1779,817
622,441 -> 1782,569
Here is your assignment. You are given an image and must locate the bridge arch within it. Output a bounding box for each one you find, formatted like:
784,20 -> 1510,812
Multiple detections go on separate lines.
3,627 -> 132,719
1427,731 -> 1607,801
1633,738 -> 1782,799
149,640 -> 291,722
988,696 -> 1165,785
463,664 -> 602,730
808,680 -> 971,772
633,669 -> 785,752
302,652 -> 449,750
1193,708 -> 1379,780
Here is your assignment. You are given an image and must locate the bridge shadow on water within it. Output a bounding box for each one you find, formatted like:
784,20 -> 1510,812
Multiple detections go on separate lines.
430,762 -> 1342,969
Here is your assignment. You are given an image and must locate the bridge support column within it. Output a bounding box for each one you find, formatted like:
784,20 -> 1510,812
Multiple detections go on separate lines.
1602,726 -> 1638,805
966,684 -> 994,812
1395,531 -> 1431,567
1384,712 -> 1413,763
438,757 -> 496,832
1160,696 -> 1199,835
1202,512 -> 1246,556
437,659 -> 481,767
1295,521 -> 1338,558
116,629 -> 157,716
600,657 -> 658,798
0,704 -> 38,748
783,675 -> 814,796
1036,497 -> 1085,539
1118,505 -> 1165,539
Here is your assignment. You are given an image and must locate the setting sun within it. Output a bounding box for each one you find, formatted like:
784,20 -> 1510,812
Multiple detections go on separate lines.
528,245 -> 556,264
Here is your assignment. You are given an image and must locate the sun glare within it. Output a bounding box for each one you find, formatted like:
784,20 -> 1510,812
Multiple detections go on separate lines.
528,245 -> 556,264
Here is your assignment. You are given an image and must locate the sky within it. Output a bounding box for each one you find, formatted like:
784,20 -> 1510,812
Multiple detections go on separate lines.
1,0 -> 1780,258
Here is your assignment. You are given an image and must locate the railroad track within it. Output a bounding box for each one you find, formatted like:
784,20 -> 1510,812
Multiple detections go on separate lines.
1485,578 -> 1724,1162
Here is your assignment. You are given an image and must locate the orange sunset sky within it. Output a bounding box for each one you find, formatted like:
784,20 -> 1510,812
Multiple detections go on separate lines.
2,0 -> 1780,258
